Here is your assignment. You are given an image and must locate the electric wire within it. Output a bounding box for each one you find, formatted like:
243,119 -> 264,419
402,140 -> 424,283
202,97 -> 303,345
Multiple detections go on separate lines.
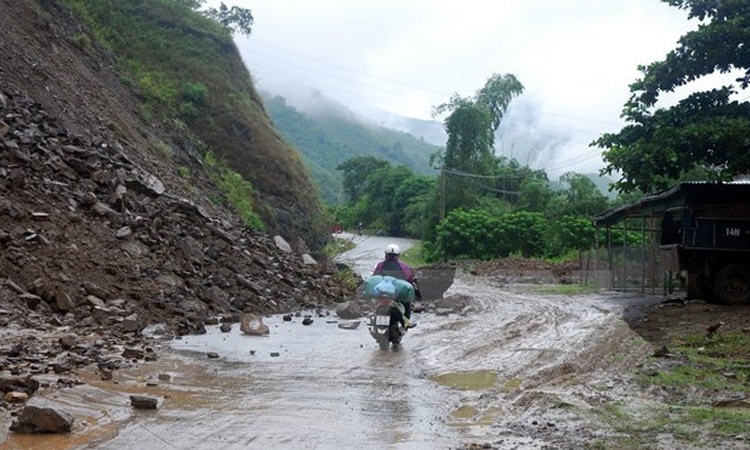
242,40 -> 626,128
239,40 -> 632,176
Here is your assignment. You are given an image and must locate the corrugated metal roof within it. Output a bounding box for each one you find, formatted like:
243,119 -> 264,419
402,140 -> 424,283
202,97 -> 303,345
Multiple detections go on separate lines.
593,181 -> 750,226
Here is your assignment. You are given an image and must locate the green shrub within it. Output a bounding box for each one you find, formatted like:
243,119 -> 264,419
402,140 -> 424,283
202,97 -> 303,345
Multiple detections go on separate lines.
180,81 -> 207,105
204,151 -> 264,230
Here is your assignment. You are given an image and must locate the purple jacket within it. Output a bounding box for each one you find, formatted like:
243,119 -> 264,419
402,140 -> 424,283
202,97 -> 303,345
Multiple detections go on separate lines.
373,259 -> 416,284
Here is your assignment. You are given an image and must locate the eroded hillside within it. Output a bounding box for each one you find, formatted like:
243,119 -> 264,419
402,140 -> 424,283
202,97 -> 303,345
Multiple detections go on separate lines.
0,0 -> 354,336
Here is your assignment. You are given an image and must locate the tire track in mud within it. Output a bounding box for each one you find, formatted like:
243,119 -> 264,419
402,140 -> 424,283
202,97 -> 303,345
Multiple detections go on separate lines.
417,274 -> 608,382
410,271 -> 655,447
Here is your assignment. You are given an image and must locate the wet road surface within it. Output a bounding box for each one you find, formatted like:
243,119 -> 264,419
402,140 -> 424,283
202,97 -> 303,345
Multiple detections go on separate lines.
0,234 -> 664,449
88,312 -> 463,450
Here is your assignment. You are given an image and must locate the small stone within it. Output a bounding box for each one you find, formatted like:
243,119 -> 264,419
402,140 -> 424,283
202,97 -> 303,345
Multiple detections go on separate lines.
4,391 -> 29,404
115,226 -> 132,239
206,352 -> 219,359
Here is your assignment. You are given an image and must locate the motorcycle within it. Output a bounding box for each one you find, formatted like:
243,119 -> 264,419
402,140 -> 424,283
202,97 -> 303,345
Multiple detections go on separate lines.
369,297 -> 406,350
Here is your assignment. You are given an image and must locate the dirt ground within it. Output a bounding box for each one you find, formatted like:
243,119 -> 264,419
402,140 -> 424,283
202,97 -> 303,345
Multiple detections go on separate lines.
2,264 -> 750,449
426,271 -> 750,450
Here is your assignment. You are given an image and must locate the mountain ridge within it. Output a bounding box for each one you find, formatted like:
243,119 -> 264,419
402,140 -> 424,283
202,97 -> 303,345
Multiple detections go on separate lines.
261,92 -> 442,202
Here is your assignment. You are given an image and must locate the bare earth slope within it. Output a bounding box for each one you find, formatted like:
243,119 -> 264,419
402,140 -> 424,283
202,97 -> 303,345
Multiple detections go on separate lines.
0,0 -> 352,364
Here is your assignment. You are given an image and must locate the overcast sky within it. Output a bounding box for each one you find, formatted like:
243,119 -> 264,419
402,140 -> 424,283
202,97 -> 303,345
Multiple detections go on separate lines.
216,1 -> 706,178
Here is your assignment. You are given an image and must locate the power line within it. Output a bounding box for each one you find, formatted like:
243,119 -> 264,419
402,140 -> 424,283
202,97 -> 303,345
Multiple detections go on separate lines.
242,40 -> 624,176
247,59 -> 435,118
248,39 -> 453,97
242,40 -> 628,129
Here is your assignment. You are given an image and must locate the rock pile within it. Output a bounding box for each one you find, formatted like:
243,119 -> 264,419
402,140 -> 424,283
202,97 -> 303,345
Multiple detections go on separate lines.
0,90 -> 354,370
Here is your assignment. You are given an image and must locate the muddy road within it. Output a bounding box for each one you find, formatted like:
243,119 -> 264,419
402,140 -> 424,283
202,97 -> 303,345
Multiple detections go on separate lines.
2,235 -> 740,449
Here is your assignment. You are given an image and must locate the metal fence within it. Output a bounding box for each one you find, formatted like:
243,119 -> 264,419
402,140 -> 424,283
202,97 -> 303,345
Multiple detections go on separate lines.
585,218 -> 678,297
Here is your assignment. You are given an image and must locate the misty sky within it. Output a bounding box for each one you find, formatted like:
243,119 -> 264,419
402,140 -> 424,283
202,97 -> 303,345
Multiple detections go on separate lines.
212,1 -> 717,178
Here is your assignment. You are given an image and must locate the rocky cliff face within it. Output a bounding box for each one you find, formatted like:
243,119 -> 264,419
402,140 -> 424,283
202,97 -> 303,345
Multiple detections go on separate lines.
0,0 -> 353,338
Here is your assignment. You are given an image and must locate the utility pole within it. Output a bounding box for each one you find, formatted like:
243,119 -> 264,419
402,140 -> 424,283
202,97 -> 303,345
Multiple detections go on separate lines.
439,166 -> 446,221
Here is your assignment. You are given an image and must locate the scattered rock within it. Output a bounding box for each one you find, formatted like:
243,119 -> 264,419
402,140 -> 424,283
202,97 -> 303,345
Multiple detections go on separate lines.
301,254 -> 317,265
130,395 -> 159,410
11,399 -> 74,433
4,391 -> 29,404
338,320 -> 361,330
335,300 -> 363,319
0,376 -> 40,396
713,397 -> 750,408
240,314 -> 269,335
652,345 -> 672,358
273,235 -> 293,253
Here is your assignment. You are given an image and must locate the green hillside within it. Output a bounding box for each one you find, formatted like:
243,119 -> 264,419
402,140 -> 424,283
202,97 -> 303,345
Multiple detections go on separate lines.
59,0 -> 332,250
262,94 -> 442,203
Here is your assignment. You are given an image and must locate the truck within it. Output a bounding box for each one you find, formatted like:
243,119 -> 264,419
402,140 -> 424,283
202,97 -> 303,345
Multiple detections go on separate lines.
593,182 -> 750,305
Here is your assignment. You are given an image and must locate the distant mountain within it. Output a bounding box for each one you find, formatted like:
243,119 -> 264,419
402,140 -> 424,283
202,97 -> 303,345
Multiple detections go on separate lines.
364,109 -> 447,146
261,92 -> 442,203
587,173 -> 616,198
549,173 -> 617,198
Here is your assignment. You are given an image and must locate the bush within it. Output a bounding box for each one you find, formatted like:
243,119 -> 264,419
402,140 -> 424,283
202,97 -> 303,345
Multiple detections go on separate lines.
204,151 -> 264,230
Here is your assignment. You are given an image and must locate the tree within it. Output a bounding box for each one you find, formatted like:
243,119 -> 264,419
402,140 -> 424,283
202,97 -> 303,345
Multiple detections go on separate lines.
594,1 -> 750,193
544,215 -> 596,260
392,174 -> 435,236
175,0 -> 205,9
518,176 -> 553,213
205,2 -> 254,36
433,73 -> 524,213
336,156 -> 390,203
556,172 -> 610,217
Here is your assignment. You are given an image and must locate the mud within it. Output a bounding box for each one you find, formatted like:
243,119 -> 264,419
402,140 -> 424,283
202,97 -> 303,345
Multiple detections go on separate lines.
3,235 -> 750,449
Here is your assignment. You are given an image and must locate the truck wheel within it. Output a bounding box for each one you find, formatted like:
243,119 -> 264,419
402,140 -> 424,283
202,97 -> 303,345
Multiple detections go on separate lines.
713,264 -> 750,305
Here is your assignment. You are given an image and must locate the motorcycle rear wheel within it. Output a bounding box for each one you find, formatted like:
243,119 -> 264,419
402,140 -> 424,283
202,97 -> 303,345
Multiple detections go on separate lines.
377,334 -> 390,350
389,325 -> 402,346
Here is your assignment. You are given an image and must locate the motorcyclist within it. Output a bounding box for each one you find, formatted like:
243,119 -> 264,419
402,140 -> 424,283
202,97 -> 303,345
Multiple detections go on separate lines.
373,244 -> 414,282
369,277 -> 413,330
372,244 -> 421,325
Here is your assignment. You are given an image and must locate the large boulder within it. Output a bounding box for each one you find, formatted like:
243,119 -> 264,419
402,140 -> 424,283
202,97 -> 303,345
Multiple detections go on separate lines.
11,399 -> 74,434
335,301 -> 363,319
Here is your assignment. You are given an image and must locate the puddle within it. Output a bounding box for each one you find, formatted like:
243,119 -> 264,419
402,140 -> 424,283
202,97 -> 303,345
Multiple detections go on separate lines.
431,370 -> 498,391
81,313 -> 463,449
451,405 -> 478,419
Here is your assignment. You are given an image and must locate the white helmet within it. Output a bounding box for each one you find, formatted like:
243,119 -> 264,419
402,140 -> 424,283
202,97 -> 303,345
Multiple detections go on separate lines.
385,244 -> 400,255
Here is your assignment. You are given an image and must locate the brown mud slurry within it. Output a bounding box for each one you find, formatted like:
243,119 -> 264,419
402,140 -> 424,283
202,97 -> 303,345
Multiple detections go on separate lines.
3,250 -> 750,449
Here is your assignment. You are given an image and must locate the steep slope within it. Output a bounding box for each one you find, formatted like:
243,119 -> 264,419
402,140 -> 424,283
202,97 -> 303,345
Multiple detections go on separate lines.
57,0 -> 331,251
0,0 -> 353,336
